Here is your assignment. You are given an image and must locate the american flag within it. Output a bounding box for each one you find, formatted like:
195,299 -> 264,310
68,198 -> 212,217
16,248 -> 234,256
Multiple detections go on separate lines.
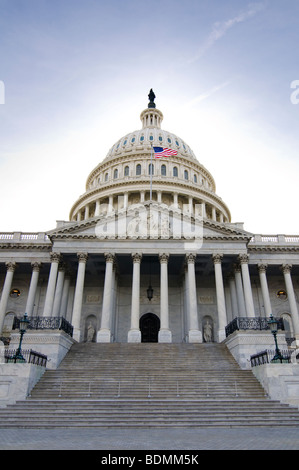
153,146 -> 178,158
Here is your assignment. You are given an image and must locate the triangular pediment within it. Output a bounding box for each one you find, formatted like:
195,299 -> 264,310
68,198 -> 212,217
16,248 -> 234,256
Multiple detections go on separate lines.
47,209 -> 253,242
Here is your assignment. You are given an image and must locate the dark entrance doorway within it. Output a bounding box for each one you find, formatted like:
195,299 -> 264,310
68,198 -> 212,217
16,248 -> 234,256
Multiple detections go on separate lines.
140,313 -> 160,343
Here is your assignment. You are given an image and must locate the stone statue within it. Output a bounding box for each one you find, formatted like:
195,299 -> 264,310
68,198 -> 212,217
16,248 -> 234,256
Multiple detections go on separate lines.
148,89 -> 156,108
203,321 -> 213,343
87,322 -> 95,342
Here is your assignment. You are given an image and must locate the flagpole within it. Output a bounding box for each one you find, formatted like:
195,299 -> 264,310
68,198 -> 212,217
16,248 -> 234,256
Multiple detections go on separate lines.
150,143 -> 153,202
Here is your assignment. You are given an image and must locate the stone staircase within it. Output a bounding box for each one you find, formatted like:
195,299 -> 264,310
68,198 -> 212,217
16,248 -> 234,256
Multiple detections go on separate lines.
1,342 -> 299,428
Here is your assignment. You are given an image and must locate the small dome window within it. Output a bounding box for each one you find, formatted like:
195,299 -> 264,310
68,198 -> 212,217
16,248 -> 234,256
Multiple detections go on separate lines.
10,288 -> 20,298
167,138 -> 171,144
194,174 -> 197,183
173,167 -> 178,177
105,173 -> 108,182
149,163 -> 154,175
131,137 -> 135,143
136,164 -> 141,175
159,136 -> 163,142
140,136 -> 144,142
149,135 -> 153,141
175,140 -> 179,146
113,169 -> 118,179
124,166 -> 129,176
184,170 -> 189,180
161,164 -> 166,176
123,140 -> 127,146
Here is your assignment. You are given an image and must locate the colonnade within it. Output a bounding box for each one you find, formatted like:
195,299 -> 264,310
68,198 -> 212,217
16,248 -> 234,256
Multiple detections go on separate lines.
1,253 -> 299,343
74,190 -> 228,225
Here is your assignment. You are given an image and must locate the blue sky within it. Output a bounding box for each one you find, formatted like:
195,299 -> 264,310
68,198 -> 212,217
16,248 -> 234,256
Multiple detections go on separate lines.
0,0 -> 298,234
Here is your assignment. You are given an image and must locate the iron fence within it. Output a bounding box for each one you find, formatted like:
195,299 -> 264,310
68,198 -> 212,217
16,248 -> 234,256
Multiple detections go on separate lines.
225,317 -> 284,337
250,349 -> 291,367
13,316 -> 73,337
4,349 -> 48,367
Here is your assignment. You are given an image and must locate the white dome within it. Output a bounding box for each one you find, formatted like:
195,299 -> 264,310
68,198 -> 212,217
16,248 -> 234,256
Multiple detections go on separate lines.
69,92 -> 231,225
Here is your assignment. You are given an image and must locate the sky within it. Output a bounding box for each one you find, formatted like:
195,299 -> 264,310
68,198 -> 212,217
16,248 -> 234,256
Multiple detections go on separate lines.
0,0 -> 298,235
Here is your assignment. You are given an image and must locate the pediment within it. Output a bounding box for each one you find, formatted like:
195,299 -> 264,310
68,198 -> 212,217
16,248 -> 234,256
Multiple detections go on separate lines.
47,211 -> 253,242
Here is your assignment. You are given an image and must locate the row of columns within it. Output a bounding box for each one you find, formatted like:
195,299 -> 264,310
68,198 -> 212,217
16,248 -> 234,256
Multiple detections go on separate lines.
1,253 -> 299,342
75,191 -> 227,223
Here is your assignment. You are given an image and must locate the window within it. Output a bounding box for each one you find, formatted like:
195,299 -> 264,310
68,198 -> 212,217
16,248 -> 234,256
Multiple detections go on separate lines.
149,135 -> 153,141
10,289 -> 20,298
124,166 -> 129,176
113,169 -> 118,179
161,164 -> 166,176
131,137 -> 135,143
167,137 -> 171,144
105,173 -> 108,182
123,140 -> 127,146
136,164 -> 141,175
173,167 -> 178,177
184,170 -> 188,180
159,136 -> 163,142
194,174 -> 197,183
140,135 -> 144,142
149,163 -> 154,175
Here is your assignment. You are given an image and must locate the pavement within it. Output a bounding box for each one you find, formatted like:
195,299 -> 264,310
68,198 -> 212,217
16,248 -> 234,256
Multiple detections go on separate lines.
1,426 -> 299,451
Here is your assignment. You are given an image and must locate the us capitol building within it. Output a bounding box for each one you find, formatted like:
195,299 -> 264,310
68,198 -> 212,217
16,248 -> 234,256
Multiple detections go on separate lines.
1,91 -> 299,367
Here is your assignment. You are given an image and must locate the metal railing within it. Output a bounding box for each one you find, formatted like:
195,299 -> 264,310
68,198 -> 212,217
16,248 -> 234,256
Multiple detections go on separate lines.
13,316 -> 73,337
250,349 -> 291,367
4,349 -> 48,367
225,317 -> 284,337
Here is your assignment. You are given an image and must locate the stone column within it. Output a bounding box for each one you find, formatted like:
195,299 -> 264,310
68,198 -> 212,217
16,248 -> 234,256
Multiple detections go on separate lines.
159,253 -> 172,343
72,253 -> 88,342
238,254 -> 255,317
52,263 -> 66,317
43,252 -> 61,317
186,253 -> 202,343
258,264 -> 272,317
97,253 -> 115,343
128,253 -> 142,343
0,262 -> 17,333
234,264 -> 246,316
282,264 -> 299,339
60,272 -> 71,319
213,254 -> 227,342
228,274 -> 238,319
25,262 -> 42,317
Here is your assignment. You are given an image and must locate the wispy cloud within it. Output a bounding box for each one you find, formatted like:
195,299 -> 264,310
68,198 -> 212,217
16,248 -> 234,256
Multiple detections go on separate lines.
186,80 -> 232,107
188,2 -> 266,64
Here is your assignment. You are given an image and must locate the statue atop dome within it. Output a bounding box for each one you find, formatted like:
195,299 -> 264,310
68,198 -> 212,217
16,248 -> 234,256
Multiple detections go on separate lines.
148,89 -> 156,108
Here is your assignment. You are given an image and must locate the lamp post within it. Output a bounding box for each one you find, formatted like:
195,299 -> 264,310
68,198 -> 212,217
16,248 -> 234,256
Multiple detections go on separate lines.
13,313 -> 30,362
267,314 -> 285,363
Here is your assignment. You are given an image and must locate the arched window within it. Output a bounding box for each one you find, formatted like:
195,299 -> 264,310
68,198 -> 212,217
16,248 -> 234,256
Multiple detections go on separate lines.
113,169 -> 118,179
194,174 -> 197,183
184,170 -> 188,180
105,173 -> 108,182
161,164 -> 166,176
173,167 -> 178,177
124,166 -> 129,177
149,163 -> 154,175
136,164 -> 141,175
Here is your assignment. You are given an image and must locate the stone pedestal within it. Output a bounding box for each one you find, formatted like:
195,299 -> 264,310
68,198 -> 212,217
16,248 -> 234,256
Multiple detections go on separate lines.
9,330 -> 75,370
127,329 -> 141,343
158,328 -> 172,343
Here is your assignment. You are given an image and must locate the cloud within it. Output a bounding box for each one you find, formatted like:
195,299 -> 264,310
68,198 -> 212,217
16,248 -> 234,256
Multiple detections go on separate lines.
186,80 -> 232,107
188,2 -> 266,64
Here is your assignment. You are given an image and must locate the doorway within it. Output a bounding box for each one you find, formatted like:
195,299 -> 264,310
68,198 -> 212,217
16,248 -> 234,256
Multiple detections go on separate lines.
140,313 -> 160,343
